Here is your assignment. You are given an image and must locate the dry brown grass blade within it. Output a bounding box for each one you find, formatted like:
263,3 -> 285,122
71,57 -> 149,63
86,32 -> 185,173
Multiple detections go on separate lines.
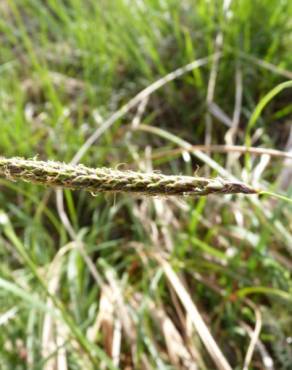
87,286 -> 115,359
242,301 -> 262,370
103,268 -> 136,346
103,265 -> 152,369
150,144 -> 292,161
241,321 -> 274,370
42,252 -> 68,370
111,319 -> 122,368
156,254 -> 232,370
149,301 -> 198,370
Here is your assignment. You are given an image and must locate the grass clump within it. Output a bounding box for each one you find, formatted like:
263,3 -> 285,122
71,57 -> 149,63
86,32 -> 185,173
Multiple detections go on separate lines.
0,0 -> 291,369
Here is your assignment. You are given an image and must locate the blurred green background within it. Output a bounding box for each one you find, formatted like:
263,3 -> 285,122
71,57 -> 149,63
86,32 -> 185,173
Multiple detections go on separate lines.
0,0 -> 292,369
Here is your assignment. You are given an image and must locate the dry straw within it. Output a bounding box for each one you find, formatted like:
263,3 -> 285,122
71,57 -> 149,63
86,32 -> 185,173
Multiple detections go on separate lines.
0,156 -> 257,196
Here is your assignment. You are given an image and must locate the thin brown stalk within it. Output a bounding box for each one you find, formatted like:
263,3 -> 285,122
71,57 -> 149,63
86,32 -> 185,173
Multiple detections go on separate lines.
150,144 -> 292,160
242,301 -> 262,370
156,255 -> 233,370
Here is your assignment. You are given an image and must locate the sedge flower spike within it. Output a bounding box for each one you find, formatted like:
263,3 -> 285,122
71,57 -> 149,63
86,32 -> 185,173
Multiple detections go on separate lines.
0,157 -> 257,196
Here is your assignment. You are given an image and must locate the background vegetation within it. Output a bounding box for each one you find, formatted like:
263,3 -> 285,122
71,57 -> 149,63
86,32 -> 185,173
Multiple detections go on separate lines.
0,0 -> 292,369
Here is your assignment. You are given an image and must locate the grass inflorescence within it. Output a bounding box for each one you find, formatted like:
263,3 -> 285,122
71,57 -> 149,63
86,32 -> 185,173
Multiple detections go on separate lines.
0,1 -> 292,369
0,156 -> 257,196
